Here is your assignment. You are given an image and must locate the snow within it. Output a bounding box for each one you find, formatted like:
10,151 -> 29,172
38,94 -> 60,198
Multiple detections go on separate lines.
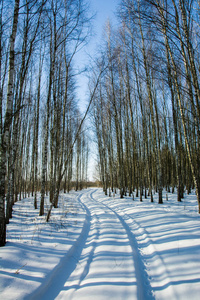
0,188 -> 200,299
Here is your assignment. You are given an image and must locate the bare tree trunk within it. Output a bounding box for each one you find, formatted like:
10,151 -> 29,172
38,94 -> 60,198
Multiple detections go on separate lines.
40,74 -> 52,215
159,2 -> 200,212
139,14 -> 163,204
0,0 -> 20,246
46,66 -> 105,221
34,47 -> 43,209
40,7 -> 56,216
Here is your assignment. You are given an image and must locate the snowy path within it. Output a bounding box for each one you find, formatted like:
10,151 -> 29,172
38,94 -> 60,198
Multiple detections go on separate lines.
30,189 -> 154,300
1,188 -> 200,299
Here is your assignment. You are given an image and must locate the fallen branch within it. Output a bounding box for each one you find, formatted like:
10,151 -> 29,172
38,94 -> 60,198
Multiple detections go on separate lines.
15,263 -> 27,274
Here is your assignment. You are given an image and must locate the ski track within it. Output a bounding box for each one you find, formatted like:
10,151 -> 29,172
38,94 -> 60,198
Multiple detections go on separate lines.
26,191 -> 92,300
27,188 -> 179,300
96,193 -> 178,299
65,190 -> 100,298
58,188 -> 137,300
2,188 -> 200,300
88,190 -> 155,300
30,188 -> 155,299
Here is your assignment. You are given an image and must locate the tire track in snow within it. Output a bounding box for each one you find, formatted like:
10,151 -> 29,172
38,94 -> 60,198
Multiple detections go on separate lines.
90,189 -> 155,300
110,200 -> 179,300
63,188 -> 138,299
65,189 -> 101,298
26,191 -> 92,300
77,190 -> 100,285
127,217 -> 178,299
27,189 -> 154,300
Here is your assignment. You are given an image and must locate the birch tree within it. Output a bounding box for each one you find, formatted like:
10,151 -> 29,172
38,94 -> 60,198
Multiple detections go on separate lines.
0,0 -> 20,246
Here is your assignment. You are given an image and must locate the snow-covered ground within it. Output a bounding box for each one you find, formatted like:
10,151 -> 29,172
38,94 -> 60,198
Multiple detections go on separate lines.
0,188 -> 200,299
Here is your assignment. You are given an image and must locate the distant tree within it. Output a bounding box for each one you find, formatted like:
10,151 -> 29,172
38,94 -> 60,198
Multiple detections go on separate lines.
90,0 -> 199,211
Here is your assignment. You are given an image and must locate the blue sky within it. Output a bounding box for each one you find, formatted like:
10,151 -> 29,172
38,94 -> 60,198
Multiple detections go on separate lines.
89,0 -> 120,40
87,0 -> 121,58
76,0 -> 121,108
75,0 -> 121,179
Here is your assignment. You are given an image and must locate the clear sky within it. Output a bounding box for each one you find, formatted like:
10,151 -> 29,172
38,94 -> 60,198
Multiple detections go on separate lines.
75,0 -> 121,180
88,0 -> 121,46
76,0 -> 121,108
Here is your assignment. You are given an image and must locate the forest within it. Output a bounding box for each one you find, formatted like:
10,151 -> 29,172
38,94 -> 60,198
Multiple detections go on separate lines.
90,0 -> 200,209
0,0 -> 200,247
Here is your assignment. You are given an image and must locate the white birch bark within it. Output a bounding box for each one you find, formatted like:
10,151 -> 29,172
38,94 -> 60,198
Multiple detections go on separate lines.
0,0 -> 20,246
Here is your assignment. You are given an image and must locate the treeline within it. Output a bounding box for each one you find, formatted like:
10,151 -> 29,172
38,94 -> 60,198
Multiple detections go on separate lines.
91,0 -> 200,210
0,0 -> 91,246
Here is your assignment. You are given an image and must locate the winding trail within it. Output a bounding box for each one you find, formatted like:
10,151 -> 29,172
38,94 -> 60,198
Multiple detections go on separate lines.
3,187 -> 200,300
29,189 -> 155,300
